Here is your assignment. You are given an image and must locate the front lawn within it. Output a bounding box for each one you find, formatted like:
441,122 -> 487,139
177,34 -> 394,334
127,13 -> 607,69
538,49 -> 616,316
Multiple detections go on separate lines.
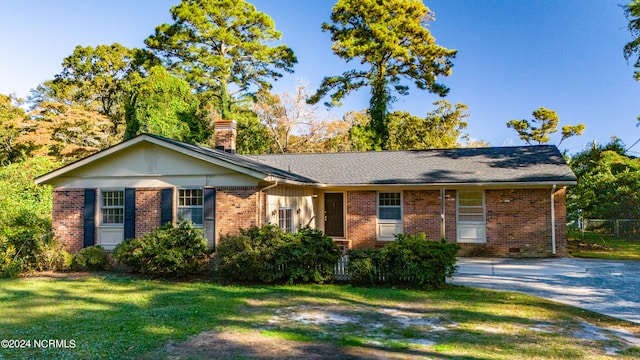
568,230 -> 640,261
0,274 -> 638,359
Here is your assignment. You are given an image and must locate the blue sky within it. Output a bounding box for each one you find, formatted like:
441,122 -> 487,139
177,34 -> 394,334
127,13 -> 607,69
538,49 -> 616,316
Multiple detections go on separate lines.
1,0 -> 638,154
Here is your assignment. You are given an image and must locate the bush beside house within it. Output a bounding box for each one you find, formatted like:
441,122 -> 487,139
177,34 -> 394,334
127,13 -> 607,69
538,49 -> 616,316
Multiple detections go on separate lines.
215,225 -> 342,284
349,233 -> 459,289
113,220 -> 211,278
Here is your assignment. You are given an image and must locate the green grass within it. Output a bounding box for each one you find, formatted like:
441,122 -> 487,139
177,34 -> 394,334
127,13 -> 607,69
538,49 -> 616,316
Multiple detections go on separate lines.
0,274 -> 638,359
568,230 -> 640,260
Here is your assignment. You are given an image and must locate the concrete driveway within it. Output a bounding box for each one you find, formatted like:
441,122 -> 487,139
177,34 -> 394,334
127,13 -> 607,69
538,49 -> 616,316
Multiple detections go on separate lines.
449,257 -> 640,324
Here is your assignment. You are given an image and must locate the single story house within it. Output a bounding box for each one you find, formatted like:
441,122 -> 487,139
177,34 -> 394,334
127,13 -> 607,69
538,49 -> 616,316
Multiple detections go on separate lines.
35,120 -> 577,257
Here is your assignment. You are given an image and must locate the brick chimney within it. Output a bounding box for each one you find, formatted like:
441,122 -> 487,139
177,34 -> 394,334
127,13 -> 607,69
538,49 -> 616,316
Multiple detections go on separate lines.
214,120 -> 237,154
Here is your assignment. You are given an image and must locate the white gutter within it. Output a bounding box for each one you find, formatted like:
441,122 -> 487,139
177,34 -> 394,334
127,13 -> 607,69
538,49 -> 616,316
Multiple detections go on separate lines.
440,186 -> 446,240
258,180 -> 279,226
551,184 -> 557,255
313,181 -> 577,188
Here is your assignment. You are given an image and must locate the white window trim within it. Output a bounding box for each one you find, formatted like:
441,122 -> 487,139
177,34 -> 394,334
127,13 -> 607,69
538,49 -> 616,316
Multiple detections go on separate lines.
376,191 -> 403,241
177,188 -> 204,227
456,190 -> 486,243
99,189 -> 125,227
278,207 -> 293,233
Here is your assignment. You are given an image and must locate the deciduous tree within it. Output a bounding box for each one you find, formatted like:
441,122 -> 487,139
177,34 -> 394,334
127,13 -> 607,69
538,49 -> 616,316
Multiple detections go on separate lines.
0,94 -> 29,164
254,85 -> 342,153
309,0 -> 456,149
124,66 -> 204,142
568,139 -> 640,220
31,44 -> 152,134
145,0 -> 297,119
21,102 -> 112,161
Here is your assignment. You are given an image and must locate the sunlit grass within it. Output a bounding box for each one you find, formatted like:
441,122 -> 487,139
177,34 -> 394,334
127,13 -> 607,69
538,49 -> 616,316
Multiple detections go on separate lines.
0,275 -> 638,359
568,230 -> 640,260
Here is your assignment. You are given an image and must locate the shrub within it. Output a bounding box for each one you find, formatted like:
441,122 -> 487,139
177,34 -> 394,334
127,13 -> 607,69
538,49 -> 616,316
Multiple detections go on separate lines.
282,227 -> 341,283
71,246 -> 109,271
215,225 -> 341,284
35,240 -> 73,272
215,225 -> 290,283
0,157 -> 59,274
347,248 -> 382,286
0,244 -> 21,278
348,233 -> 459,289
113,220 -> 210,277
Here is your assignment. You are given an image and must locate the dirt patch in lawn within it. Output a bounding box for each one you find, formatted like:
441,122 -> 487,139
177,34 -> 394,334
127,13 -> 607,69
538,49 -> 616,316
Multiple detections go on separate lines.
153,299 -> 640,359
157,329 -> 437,360
19,271 -> 91,280
158,330 -> 343,359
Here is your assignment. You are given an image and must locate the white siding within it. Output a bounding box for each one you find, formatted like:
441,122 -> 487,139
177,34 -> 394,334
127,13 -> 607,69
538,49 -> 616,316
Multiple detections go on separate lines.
265,186 -> 317,231
47,142 -> 259,189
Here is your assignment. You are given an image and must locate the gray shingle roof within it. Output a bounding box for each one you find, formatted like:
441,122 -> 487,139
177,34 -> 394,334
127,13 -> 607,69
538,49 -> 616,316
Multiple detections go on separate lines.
146,134 -> 316,183
246,145 -> 577,185
37,133 -> 575,187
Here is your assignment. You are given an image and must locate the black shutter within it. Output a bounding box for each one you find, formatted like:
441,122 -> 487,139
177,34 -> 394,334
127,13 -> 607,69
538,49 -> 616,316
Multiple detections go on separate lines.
203,187 -> 216,249
124,188 -> 136,240
160,188 -> 174,226
83,189 -> 96,248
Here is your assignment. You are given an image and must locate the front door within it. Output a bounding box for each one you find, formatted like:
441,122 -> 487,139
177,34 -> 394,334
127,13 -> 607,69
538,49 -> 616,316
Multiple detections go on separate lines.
324,193 -> 344,237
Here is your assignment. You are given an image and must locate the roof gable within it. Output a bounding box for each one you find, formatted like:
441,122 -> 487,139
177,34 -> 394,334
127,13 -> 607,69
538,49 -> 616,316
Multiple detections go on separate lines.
35,134 -> 314,185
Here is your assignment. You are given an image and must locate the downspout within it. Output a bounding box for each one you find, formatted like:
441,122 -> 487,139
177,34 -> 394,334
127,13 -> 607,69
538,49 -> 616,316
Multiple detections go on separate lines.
551,184 -> 557,255
440,186 -> 446,240
258,180 -> 278,226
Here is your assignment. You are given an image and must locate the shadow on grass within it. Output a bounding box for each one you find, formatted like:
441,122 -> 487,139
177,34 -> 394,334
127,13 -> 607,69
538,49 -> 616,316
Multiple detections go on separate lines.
0,275 -> 638,359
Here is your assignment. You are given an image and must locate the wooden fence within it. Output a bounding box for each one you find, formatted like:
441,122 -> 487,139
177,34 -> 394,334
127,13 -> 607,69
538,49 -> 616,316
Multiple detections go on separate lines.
333,255 -> 350,281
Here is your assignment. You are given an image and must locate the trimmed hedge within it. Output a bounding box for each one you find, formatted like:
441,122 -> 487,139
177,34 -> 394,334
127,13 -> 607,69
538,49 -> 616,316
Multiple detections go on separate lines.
348,233 -> 459,289
113,220 -> 211,277
215,225 -> 341,284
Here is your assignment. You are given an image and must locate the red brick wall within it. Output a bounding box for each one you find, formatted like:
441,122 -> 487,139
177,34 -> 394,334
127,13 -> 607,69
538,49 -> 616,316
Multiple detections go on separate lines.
216,186 -> 259,238
344,188 -> 567,257
134,188 -> 162,239
554,187 -> 568,257
402,190 -> 457,242
456,188 -> 565,257
52,189 -> 85,253
346,191 -> 377,249
403,190 -> 441,240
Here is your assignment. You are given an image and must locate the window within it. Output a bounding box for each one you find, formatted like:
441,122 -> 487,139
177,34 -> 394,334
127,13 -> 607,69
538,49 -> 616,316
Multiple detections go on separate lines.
378,192 -> 401,220
278,207 -> 293,233
101,191 -> 124,225
178,189 -> 203,226
457,191 -> 485,223
457,191 -> 486,243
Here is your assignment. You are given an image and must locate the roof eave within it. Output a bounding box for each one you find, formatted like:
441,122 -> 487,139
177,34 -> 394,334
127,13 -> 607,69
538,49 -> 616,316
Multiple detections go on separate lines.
35,134 -> 273,185
314,180 -> 577,188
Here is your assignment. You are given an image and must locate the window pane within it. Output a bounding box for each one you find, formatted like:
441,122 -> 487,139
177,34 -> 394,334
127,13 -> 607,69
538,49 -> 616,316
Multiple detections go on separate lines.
278,208 -> 292,233
379,193 -> 400,206
191,208 -> 203,226
102,208 -> 123,224
178,189 -> 203,226
459,214 -> 484,222
379,207 -> 401,220
459,198 -> 483,207
458,191 -> 484,224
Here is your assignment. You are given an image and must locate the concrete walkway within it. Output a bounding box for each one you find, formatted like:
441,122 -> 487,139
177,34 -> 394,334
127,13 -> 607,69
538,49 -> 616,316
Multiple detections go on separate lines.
449,257 -> 640,324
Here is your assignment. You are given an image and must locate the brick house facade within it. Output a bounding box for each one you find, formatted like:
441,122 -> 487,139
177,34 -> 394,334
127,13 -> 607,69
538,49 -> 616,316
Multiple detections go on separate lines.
37,121 -> 576,257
